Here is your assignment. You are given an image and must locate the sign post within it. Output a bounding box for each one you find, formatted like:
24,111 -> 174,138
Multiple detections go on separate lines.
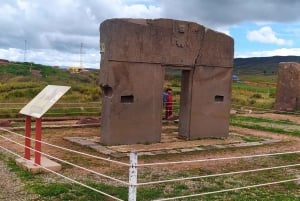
17,85 -> 70,173
24,115 -> 31,160
34,118 -> 42,165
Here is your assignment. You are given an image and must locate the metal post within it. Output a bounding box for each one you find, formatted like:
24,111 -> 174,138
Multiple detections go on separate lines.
128,152 -> 138,201
24,116 -> 31,159
34,118 -> 42,165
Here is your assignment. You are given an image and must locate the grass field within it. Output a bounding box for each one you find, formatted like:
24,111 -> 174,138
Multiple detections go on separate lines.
0,63 -> 299,200
0,62 -> 101,117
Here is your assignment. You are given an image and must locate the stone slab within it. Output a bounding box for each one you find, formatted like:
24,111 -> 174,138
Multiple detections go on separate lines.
16,157 -> 61,174
89,144 -> 116,155
63,132 -> 281,158
274,62 -> 300,111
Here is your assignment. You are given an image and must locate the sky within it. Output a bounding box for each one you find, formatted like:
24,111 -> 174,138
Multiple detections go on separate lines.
1,0 -> 300,69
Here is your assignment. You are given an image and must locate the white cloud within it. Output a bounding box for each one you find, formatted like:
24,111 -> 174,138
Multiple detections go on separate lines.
235,48 -> 300,58
214,26 -> 231,36
247,26 -> 293,46
0,47 -> 99,69
118,4 -> 161,18
0,0 -> 162,68
1,0 -> 300,67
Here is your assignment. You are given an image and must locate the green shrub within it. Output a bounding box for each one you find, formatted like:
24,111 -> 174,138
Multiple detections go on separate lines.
251,93 -> 262,99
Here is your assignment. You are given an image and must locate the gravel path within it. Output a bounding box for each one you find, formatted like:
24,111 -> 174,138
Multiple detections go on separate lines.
0,151 -> 39,201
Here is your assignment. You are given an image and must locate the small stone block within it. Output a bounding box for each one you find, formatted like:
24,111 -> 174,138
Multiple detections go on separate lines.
16,157 -> 61,174
64,137 -> 96,146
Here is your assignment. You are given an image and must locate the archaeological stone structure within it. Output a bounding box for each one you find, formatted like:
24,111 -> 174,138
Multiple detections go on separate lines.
274,62 -> 300,111
99,18 -> 234,145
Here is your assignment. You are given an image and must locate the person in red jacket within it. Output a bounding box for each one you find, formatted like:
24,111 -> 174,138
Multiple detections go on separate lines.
165,88 -> 173,119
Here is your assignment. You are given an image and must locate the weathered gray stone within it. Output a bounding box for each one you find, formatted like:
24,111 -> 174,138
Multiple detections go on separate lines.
99,18 -> 234,145
274,62 -> 300,111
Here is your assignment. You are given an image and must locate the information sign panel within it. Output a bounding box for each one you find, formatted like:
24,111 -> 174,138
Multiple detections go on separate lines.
19,85 -> 70,118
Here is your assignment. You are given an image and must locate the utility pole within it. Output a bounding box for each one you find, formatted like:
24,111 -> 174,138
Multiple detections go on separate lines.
24,40 -> 27,62
80,42 -> 83,68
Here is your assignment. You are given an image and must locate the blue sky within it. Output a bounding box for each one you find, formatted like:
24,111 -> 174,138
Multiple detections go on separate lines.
231,22 -> 300,57
0,0 -> 300,68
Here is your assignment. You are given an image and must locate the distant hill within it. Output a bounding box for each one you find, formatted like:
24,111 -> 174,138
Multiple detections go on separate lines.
0,62 -> 101,102
234,56 -> 300,75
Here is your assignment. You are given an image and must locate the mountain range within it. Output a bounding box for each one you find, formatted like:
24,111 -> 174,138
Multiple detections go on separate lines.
233,56 -> 300,74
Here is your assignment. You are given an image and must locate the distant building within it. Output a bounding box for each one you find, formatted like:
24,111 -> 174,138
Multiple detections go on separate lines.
0,59 -> 9,65
67,67 -> 84,73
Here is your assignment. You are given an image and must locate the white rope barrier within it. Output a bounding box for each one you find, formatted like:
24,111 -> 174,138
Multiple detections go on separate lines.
50,106 -> 101,109
0,145 -> 124,201
137,150 -> 300,167
0,102 -> 102,105
55,102 -> 102,105
0,128 -> 130,167
0,107 -> 100,110
231,103 -> 300,115
0,134 -> 129,185
46,111 -> 100,115
137,163 -> 300,186
0,108 -> 20,110
1,131 -> 299,199
153,178 -> 300,201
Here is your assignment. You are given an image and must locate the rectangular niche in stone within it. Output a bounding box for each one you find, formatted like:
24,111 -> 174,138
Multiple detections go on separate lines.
121,95 -> 134,103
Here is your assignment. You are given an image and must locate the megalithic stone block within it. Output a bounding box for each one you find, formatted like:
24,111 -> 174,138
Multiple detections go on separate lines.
274,62 -> 300,111
99,18 -> 234,145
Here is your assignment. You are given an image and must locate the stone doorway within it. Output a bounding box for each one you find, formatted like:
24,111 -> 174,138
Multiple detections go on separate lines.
99,18 -> 234,145
179,69 -> 193,139
163,66 -> 194,139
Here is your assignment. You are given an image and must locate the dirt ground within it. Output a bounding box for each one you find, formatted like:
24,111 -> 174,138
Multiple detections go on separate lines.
0,113 -> 299,199
1,113 -> 300,165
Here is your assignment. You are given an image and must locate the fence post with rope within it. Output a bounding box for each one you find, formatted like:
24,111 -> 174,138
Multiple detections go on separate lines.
128,152 -> 138,201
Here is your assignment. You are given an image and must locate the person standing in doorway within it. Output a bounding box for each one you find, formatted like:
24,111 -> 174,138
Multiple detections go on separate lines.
163,88 -> 168,119
165,88 -> 173,119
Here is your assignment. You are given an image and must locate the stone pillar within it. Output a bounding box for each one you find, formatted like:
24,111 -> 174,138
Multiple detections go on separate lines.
188,28 -> 233,139
188,66 -> 232,139
274,62 -> 300,111
100,62 -> 163,145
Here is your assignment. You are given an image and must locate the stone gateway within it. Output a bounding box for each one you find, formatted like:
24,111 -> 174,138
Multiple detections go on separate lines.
99,18 -> 234,145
